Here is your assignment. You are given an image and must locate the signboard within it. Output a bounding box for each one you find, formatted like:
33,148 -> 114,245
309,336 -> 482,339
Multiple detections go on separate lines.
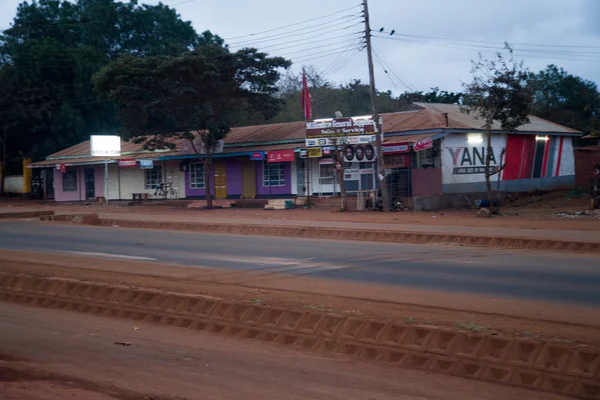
56,164 -> 66,173
384,154 -> 410,169
414,138 -> 433,152
307,148 -> 322,158
382,143 -> 409,154
305,117 -> 381,147
344,144 -> 376,162
442,133 -> 506,184
91,135 -> 121,157
319,158 -> 334,165
299,149 -> 307,159
118,159 -> 137,168
267,150 -> 294,163
250,152 -> 265,161
322,147 -> 331,156
140,160 -> 154,169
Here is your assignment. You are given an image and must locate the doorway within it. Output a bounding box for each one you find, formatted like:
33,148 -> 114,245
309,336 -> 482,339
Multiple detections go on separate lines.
214,161 -> 227,199
241,159 -> 257,198
296,159 -> 306,196
84,168 -> 95,199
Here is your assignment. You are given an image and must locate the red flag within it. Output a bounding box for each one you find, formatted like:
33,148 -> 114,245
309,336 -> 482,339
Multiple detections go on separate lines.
301,68 -> 312,121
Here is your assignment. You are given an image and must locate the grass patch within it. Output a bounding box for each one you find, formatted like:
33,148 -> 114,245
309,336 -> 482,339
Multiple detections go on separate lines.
456,322 -> 493,333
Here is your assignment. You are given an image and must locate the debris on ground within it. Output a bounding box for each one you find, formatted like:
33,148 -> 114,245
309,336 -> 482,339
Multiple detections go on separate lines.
113,341 -> 131,346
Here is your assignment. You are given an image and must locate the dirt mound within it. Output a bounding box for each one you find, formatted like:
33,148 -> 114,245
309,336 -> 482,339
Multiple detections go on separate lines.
1,272 -> 599,399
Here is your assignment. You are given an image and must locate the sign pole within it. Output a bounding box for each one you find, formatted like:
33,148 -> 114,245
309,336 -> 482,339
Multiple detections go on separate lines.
104,160 -> 109,206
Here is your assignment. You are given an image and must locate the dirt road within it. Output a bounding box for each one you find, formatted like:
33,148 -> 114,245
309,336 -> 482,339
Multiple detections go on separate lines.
0,302 -> 570,400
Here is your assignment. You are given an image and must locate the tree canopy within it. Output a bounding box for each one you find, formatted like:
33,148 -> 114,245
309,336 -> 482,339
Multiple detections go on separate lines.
529,65 -> 600,137
93,43 -> 290,205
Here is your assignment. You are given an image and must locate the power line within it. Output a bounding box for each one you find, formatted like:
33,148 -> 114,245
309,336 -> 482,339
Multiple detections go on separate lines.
263,33 -> 361,56
293,48 -> 359,64
228,18 -> 362,48
254,31 -> 361,53
373,35 -> 600,63
224,4 -> 362,41
279,43 -> 362,61
378,31 -> 600,50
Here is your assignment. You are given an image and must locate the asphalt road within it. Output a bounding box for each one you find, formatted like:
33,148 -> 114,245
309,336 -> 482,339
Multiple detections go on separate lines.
1,220 -> 600,306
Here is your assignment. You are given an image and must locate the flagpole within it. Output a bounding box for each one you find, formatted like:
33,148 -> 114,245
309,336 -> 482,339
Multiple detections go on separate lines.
302,67 -> 312,205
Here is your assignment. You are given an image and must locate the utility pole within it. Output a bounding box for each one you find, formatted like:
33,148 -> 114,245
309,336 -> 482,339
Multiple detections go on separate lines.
363,0 -> 389,212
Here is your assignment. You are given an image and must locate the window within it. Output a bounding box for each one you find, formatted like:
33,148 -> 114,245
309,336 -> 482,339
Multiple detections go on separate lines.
189,163 -> 205,189
263,162 -> 285,187
62,170 -> 77,192
319,163 -> 334,184
144,166 -> 163,189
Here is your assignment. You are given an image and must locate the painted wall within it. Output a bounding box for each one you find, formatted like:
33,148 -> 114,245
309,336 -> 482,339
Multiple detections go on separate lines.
441,133 -> 507,186
441,133 -> 575,194
107,160 -> 185,200
412,169 -> 442,197
226,159 -> 242,196
54,167 -> 82,202
184,162 -> 214,197
3,176 -> 24,193
256,160 -> 292,196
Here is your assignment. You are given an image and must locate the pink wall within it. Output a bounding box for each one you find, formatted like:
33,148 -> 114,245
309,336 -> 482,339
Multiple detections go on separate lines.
54,166 -> 105,201
412,168 -> 443,197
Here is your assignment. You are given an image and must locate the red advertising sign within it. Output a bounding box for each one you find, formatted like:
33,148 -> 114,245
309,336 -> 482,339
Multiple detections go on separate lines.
250,152 -> 265,161
382,143 -> 409,154
267,150 -> 295,163
60,164 -> 66,174
414,138 -> 433,152
118,159 -> 137,168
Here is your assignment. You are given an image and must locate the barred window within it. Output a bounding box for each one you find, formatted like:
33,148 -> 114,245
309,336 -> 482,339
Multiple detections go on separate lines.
263,162 -> 285,187
62,170 -> 77,192
189,163 -> 205,189
144,166 -> 163,189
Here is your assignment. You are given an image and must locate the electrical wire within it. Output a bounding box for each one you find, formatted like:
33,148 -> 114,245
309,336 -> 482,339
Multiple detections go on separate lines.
373,35 -> 600,63
228,18 -> 362,48
224,4 -> 362,41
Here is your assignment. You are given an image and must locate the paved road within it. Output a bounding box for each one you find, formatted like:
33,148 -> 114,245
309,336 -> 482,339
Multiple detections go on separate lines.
1,221 -> 600,306
0,302 -> 567,400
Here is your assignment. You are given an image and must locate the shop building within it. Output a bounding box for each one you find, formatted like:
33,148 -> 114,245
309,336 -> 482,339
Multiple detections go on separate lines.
31,103 -> 580,209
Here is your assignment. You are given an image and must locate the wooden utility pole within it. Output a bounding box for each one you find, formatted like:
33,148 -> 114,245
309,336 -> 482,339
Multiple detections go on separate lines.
363,0 -> 389,212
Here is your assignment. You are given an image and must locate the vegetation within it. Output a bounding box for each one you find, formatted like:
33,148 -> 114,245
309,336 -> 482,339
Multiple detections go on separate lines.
461,45 -> 534,216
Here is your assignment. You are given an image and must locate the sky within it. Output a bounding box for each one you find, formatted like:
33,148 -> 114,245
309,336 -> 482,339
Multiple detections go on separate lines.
1,0 -> 599,94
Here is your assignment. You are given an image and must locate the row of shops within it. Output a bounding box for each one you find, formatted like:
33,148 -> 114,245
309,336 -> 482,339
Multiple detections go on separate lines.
31,103 -> 580,210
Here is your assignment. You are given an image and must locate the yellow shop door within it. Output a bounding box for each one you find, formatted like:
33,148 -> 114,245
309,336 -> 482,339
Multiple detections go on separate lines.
214,161 -> 227,199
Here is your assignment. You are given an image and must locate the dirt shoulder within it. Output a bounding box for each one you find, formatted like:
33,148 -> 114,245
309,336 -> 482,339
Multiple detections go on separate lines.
2,249 -> 599,347
2,190 -> 600,232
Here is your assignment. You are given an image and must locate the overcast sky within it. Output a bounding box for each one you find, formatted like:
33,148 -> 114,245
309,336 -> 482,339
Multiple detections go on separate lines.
1,0 -> 599,94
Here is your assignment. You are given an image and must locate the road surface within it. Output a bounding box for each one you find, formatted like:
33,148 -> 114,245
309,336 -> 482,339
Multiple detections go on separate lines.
0,302 -> 568,400
1,220 -> 599,307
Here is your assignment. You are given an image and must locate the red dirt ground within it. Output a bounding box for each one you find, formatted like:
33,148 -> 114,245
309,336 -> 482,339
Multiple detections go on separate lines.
2,249 -> 599,348
2,190 -> 599,231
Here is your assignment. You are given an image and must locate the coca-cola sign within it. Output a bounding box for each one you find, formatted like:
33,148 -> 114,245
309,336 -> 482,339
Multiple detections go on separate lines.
414,138 -> 433,152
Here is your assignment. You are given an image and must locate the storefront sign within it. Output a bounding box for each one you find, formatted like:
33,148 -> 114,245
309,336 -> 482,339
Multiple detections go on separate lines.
382,143 -> 409,154
319,158 -> 334,165
91,135 -> 121,157
267,150 -> 294,163
118,159 -> 137,168
384,154 -> 410,169
307,148 -> 322,158
305,117 -> 381,147
250,152 -> 265,161
414,138 -> 433,152
57,164 -> 66,174
140,160 -> 154,169
299,149 -> 307,158
344,144 -> 376,162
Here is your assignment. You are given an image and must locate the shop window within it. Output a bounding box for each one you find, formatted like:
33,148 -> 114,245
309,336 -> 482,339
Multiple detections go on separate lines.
144,166 -> 163,189
62,170 -> 77,192
263,162 -> 285,187
189,163 -> 205,189
414,140 -> 441,169
319,163 -> 335,184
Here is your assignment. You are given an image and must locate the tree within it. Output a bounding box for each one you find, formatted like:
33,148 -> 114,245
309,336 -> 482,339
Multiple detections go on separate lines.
529,65 -> 600,137
461,45 -> 533,216
0,0 -> 202,189
93,44 -> 290,207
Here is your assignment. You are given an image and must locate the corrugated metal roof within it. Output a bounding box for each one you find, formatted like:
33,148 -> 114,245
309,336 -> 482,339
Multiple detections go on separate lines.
414,103 -> 580,134
36,103 -> 579,167
384,132 -> 447,144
